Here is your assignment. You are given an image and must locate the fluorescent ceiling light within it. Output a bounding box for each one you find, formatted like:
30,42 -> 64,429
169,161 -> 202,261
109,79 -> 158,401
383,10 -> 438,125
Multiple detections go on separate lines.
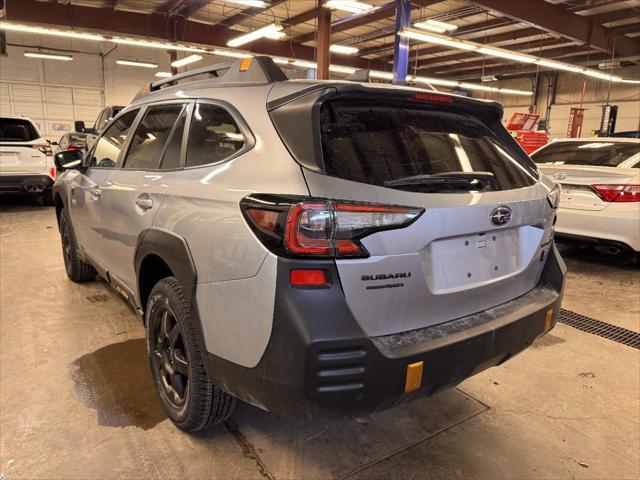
112,38 -> 205,53
116,59 -> 158,68
325,1 -> 373,14
498,88 -> 533,96
414,76 -> 459,87
414,19 -> 458,33
369,71 -> 394,80
292,60 -> 318,69
272,57 -> 289,64
24,52 -> 73,61
212,49 -> 253,59
171,54 -> 203,68
329,65 -> 357,74
460,82 -> 497,92
155,72 -> 173,78
330,44 -> 359,55
536,59 -> 583,73
399,29 -> 477,51
225,0 -> 269,7
227,23 -> 284,47
0,22 -> 105,41
477,47 -> 537,64
582,69 -> 622,81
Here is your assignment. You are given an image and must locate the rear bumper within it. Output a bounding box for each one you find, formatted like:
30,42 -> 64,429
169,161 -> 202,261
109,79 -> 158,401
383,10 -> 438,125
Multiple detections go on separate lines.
555,204 -> 640,252
0,174 -> 54,193
204,244 -> 566,420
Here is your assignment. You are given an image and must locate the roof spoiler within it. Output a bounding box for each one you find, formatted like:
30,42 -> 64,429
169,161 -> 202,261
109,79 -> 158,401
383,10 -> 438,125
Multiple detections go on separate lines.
133,56 -> 287,100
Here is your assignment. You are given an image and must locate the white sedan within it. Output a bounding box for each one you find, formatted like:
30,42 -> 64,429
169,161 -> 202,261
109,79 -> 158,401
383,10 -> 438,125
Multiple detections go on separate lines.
531,138 -> 639,255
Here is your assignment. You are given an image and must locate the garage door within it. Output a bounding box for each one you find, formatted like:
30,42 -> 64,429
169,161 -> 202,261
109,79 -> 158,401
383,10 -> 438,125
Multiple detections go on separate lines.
0,81 -> 104,141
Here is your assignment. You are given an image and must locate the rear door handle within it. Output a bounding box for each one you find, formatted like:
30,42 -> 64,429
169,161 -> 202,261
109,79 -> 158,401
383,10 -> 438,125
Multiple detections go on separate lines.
136,195 -> 153,210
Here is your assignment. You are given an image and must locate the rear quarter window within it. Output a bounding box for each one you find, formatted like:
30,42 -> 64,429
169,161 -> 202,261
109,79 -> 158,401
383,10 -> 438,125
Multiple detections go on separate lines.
319,99 -> 537,192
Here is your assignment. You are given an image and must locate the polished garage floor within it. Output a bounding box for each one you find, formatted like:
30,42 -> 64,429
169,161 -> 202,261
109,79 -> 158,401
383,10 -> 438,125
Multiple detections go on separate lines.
1,197 -> 639,480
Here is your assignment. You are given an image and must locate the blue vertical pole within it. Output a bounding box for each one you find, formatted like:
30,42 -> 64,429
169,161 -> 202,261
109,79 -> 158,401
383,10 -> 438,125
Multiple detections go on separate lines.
392,0 -> 411,84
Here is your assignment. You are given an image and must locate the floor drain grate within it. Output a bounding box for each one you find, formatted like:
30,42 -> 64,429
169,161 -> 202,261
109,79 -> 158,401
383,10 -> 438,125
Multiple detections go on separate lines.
558,309 -> 640,350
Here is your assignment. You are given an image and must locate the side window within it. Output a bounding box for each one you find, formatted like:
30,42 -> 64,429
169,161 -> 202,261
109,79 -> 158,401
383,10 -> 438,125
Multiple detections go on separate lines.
160,107 -> 187,170
89,110 -> 138,168
124,104 -> 185,170
186,103 -> 245,168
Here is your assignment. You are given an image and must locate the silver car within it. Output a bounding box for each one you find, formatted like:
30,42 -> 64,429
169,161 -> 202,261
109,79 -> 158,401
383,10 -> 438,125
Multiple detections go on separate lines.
52,57 -> 566,432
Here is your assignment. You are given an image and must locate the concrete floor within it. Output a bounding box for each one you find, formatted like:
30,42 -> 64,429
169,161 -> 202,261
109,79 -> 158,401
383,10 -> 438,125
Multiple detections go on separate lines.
1,196 -> 639,480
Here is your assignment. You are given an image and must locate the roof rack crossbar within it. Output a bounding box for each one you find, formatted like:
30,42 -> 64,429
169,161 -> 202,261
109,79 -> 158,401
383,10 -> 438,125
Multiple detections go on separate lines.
150,61 -> 234,91
141,57 -> 288,97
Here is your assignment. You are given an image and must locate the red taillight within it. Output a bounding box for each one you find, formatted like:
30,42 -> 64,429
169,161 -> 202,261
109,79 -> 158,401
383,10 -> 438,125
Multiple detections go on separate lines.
67,145 -> 82,151
592,184 -> 640,202
241,195 -> 423,259
289,269 -> 328,287
412,93 -> 455,104
50,167 -> 56,179
34,143 -> 52,156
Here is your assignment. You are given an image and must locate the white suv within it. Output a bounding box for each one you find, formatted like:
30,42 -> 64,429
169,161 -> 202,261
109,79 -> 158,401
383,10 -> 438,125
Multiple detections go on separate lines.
52,57 -> 566,432
0,116 -> 56,205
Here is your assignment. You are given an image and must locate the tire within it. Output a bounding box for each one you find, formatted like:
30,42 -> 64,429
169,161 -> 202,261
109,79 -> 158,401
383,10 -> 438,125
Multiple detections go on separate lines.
146,277 -> 236,432
41,189 -> 55,207
59,209 -> 97,282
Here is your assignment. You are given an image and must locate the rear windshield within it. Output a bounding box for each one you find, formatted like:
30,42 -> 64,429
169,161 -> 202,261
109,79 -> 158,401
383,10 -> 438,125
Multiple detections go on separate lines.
68,133 -> 87,144
0,118 -> 40,142
532,141 -> 640,168
319,100 -> 537,192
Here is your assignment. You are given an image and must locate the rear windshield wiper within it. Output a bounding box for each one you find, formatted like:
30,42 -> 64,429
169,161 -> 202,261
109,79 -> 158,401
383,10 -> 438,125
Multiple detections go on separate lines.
384,171 -> 495,188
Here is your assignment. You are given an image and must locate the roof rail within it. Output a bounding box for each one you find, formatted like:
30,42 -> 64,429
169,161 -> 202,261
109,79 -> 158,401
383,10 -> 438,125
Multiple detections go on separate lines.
133,56 -> 287,100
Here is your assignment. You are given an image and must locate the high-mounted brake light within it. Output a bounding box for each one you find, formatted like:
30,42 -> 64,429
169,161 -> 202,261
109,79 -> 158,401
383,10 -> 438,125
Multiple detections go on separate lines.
412,93 -> 454,104
592,184 -> 640,202
240,195 -> 424,259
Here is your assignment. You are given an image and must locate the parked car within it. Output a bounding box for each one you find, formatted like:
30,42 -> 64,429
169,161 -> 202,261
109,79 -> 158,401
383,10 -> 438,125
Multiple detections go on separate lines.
532,138 -> 639,256
53,132 -> 89,155
611,131 -> 640,139
53,57 -> 566,432
0,116 -> 56,205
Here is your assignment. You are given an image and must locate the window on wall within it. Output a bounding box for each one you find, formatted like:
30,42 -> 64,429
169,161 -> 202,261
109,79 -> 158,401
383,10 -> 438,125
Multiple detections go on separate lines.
89,110 -> 138,168
186,103 -> 245,168
124,104 -> 186,170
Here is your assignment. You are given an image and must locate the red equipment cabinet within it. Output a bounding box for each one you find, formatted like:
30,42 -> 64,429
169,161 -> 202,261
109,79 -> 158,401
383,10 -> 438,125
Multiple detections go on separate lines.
505,113 -> 550,154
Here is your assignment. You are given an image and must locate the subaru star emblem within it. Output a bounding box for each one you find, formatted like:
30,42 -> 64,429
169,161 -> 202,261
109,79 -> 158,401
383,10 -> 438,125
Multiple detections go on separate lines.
490,206 -> 512,227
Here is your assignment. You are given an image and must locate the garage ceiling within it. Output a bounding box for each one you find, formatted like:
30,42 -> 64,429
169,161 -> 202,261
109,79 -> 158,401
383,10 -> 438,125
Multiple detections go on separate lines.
2,0 -> 639,81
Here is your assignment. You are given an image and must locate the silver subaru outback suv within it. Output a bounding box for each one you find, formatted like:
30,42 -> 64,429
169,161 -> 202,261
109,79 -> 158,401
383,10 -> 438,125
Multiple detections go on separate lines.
53,57 -> 566,432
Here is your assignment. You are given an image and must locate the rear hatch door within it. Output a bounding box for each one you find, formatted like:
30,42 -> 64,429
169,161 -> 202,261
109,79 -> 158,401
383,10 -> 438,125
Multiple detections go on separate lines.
273,89 -> 555,337
0,118 -> 47,175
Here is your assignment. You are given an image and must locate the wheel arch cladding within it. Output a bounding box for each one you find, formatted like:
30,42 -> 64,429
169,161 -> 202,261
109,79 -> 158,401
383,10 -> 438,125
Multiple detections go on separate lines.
135,229 -> 198,312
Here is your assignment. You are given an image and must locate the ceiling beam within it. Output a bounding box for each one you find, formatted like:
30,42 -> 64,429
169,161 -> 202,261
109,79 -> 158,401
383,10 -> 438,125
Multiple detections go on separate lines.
154,0 -> 184,15
469,0 -> 640,59
221,0 -> 288,28
3,0 -> 385,70
587,8 -> 639,25
173,0 -> 210,18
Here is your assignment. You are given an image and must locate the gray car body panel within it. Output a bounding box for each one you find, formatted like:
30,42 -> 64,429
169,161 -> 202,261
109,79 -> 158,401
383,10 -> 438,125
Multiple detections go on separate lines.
54,63 -> 558,368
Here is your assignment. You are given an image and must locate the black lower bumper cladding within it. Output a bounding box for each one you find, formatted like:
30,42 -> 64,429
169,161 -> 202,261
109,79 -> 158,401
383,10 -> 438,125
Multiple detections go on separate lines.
0,175 -> 53,192
205,244 -> 566,420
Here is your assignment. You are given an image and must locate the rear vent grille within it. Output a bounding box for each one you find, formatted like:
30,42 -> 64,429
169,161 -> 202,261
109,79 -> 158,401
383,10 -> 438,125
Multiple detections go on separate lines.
313,347 -> 367,394
558,309 -> 640,350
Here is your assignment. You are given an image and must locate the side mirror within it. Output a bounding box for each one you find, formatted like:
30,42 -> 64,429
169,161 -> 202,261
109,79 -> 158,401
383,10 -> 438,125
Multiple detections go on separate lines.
74,120 -> 86,132
54,150 -> 85,171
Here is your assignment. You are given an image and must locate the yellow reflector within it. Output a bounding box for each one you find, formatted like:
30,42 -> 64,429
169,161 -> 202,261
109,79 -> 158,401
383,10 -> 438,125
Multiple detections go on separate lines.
544,308 -> 554,332
240,58 -> 253,72
404,361 -> 424,393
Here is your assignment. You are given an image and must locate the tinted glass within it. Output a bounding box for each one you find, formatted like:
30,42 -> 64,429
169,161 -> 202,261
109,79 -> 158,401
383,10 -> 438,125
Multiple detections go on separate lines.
186,103 -> 244,168
0,118 -> 40,141
531,141 -> 640,168
160,109 -> 186,170
320,100 -> 537,192
68,133 -> 87,144
89,110 -> 138,168
125,105 -> 184,170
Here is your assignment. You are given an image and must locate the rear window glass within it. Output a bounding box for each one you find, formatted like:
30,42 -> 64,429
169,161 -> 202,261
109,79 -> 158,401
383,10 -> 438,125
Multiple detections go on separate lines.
319,100 -> 537,192
0,118 -> 40,142
532,141 -> 640,168
68,133 -> 87,144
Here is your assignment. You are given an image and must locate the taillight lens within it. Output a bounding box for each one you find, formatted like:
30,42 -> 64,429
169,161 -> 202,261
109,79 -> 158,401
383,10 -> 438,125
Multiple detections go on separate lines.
34,143 -> 52,156
289,269 -> 328,287
241,195 -> 423,259
592,184 -> 640,202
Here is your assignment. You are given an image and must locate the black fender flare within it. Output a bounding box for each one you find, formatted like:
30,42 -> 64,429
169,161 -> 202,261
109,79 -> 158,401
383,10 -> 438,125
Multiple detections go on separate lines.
134,228 -> 198,309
